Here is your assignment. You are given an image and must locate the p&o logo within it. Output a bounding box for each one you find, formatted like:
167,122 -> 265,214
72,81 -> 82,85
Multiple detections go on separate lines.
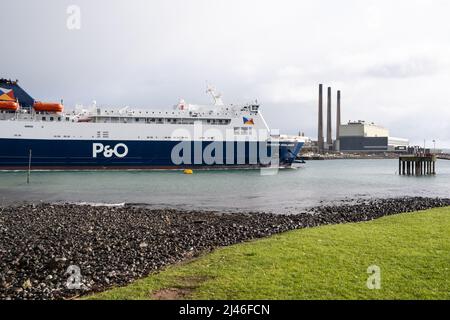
92,143 -> 128,158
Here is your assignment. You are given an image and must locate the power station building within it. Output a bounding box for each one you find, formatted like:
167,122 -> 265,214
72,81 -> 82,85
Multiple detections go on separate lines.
316,84 -> 409,153
337,121 -> 389,152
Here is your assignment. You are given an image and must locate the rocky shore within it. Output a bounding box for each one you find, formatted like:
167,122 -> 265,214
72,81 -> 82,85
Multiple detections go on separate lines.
0,197 -> 449,300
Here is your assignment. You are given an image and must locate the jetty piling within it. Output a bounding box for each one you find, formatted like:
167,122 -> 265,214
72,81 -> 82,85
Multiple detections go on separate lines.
399,154 -> 436,176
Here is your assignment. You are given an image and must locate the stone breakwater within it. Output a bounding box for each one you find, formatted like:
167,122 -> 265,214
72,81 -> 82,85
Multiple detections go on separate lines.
0,197 -> 449,300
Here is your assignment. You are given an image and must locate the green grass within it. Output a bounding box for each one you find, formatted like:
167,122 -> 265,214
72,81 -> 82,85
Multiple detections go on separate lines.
87,207 -> 450,300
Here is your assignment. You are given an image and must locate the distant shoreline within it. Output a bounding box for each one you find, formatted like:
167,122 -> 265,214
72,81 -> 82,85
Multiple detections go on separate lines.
299,154 -> 399,160
299,153 -> 450,160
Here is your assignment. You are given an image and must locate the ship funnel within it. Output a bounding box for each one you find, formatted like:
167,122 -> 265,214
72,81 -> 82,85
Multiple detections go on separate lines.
0,78 -> 35,109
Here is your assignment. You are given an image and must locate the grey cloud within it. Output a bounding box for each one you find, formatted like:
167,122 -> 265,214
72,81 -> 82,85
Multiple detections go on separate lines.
1,0 -> 450,147
365,58 -> 439,78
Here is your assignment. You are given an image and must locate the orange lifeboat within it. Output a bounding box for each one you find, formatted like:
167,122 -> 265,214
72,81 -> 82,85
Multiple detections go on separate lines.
33,101 -> 64,113
0,101 -> 19,111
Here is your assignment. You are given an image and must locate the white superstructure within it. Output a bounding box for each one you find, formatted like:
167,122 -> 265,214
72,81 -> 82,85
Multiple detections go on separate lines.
0,88 -> 271,142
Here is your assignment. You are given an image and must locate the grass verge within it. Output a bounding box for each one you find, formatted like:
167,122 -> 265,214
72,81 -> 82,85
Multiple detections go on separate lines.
87,206 -> 450,300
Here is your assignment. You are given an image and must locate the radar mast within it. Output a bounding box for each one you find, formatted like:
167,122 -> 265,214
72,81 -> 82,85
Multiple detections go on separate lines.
206,84 -> 224,106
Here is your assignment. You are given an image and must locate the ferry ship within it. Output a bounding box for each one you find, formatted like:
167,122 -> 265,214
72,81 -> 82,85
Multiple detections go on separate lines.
0,79 -> 304,170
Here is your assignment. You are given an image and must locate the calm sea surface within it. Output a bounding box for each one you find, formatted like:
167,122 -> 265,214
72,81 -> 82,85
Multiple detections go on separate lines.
0,159 -> 449,213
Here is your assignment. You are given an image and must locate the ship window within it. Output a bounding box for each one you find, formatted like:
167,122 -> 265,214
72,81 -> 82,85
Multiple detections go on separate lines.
135,118 -> 139,122
234,127 -> 252,135
66,117 -> 70,121
181,119 -> 194,124
42,117 -> 46,121
50,117 -> 54,121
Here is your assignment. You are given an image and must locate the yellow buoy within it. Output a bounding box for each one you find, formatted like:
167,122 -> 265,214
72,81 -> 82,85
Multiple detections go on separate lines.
183,169 -> 193,174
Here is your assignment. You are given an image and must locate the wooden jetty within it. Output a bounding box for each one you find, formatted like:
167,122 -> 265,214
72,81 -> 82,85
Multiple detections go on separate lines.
399,154 -> 436,176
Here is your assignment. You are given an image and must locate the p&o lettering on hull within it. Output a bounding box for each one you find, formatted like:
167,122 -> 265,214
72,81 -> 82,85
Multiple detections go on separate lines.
92,143 -> 129,158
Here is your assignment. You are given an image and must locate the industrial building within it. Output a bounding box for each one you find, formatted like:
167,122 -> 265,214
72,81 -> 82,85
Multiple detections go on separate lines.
316,84 -> 409,153
338,121 -> 389,152
388,137 -> 410,152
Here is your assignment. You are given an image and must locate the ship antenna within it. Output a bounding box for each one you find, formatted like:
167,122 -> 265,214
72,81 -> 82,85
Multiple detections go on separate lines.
206,84 -> 224,106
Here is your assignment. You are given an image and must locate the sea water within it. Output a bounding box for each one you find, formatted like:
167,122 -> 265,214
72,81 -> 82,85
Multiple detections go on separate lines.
0,159 -> 449,214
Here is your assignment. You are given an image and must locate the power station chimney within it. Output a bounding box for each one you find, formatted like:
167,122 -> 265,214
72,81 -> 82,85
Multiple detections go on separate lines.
336,90 -> 341,140
326,87 -> 332,147
318,84 -> 324,151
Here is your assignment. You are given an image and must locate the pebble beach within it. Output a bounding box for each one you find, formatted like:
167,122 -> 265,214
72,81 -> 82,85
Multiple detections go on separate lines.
0,197 -> 449,300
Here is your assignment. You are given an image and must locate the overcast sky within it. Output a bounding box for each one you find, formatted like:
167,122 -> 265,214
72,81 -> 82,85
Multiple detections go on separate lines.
2,0 -> 450,147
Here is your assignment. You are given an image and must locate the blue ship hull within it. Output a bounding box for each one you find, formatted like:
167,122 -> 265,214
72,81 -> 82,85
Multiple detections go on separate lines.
0,138 -> 303,170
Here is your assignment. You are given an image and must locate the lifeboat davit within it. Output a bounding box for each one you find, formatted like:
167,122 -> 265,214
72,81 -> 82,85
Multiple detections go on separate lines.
33,101 -> 64,113
0,101 -> 19,111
